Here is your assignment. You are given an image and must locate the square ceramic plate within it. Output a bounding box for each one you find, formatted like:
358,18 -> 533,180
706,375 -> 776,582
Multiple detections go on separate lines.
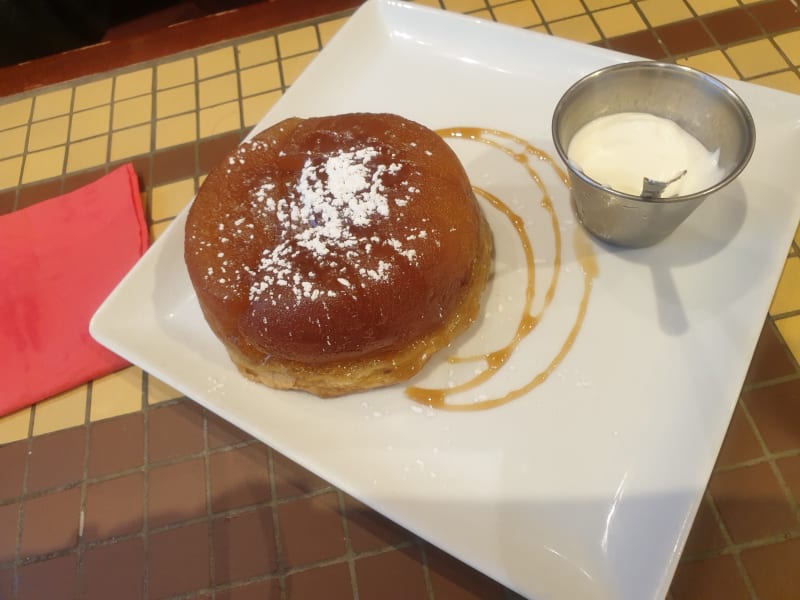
91,2 -> 800,598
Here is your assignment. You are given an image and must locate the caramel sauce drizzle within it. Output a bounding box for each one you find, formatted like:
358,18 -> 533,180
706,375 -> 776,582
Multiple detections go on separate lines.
405,128 -> 597,411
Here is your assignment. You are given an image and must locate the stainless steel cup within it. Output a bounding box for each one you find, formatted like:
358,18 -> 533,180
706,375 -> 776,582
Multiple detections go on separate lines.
552,61 -> 756,247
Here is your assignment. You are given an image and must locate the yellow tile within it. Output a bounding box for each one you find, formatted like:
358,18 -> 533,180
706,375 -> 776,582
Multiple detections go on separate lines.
21,146 -> 65,184
0,156 -> 22,189
677,50 -> 739,79
237,37 -> 278,69
148,374 -> 183,405
156,83 -> 196,119
151,178 -> 195,221
66,135 -> 108,173
27,115 -> 69,152
199,101 -> 242,138
0,97 -> 32,130
534,0 -> 584,22
471,9 -> 494,19
113,95 -> 153,130
770,257 -> 800,315
318,17 -> 350,47
110,124 -> 152,161
73,78 -> 113,111
442,0 -> 487,12
593,4 -> 646,37
493,1 -> 542,27
582,0 -> 624,9
114,68 -> 153,101
197,46 -> 236,79
750,70 -> 800,95
239,63 -> 282,97
281,53 -> 318,88
0,125 -> 27,160
150,218 -> 174,242
795,222 -> 800,247
90,366 -> 143,422
685,0 -> 737,15
242,90 -> 282,127
32,385 -> 87,435
32,88 -> 73,120
637,0 -> 692,27
549,14 -> 601,43
726,40 -> 790,79
70,105 -> 111,141
198,73 -> 239,109
156,113 -> 197,150
775,314 -> 800,365
157,57 -> 196,90
277,26 -> 319,58
0,407 -> 31,444
775,30 -> 800,67
414,0 -> 442,7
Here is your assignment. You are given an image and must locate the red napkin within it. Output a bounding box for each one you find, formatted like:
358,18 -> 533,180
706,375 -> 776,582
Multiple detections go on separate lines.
0,164 -> 148,417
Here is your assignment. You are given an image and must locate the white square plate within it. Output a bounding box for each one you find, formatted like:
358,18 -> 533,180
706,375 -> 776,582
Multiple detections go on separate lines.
91,2 -> 800,598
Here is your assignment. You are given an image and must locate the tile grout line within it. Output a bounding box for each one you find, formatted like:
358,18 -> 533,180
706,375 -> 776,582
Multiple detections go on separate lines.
11,92 -> 35,210
630,0 -> 672,58
740,369 -> 800,394
698,4 -> 747,60
144,64 -> 158,192
57,88 -> 75,198
417,539 -> 436,600
274,24 -> 289,98
141,374 -> 152,600
771,305 -> 800,322
683,526 -> 800,563
232,34 -> 247,146
2,441 -> 421,560
266,446 -> 289,600
142,66 -> 160,198
712,446 -> 800,474
740,394 -> 800,529
193,54 -> 205,197
581,1 -> 614,48
108,71 -> 123,201
57,89 -> 75,190
201,408 -> 217,598
699,485 -> 760,598
190,53 -> 202,170
733,389 -> 799,592
74,381 -> 94,596
335,489 -> 361,600
752,10 -> 800,82
157,540 -> 422,600
671,1 -> 720,63
474,0 -> 494,22
11,397 -> 38,597
531,0 -> 555,38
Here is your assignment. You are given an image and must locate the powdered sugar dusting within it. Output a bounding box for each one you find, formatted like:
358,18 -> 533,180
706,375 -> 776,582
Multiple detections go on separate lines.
240,146 -> 428,305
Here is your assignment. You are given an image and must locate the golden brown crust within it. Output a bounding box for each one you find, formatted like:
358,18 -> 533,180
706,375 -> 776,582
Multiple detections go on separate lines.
184,113 -> 492,396
226,214 -> 492,397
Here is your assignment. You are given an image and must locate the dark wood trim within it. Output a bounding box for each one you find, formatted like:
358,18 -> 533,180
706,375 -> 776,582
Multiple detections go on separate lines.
0,0 -> 365,97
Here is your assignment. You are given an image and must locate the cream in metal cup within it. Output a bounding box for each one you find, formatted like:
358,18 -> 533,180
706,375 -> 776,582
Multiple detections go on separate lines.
551,61 -> 756,248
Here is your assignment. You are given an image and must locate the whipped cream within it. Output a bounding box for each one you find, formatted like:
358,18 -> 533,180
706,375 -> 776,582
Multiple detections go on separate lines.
567,112 -> 724,197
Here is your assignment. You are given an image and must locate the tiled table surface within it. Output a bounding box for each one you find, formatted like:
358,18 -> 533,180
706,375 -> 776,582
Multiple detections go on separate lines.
1,0 -> 800,598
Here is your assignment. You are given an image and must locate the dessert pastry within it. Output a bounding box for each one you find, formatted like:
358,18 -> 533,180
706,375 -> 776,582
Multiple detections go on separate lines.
184,112 -> 492,396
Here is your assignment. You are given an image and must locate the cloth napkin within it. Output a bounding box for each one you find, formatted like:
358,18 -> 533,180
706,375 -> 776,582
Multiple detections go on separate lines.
0,164 -> 148,417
